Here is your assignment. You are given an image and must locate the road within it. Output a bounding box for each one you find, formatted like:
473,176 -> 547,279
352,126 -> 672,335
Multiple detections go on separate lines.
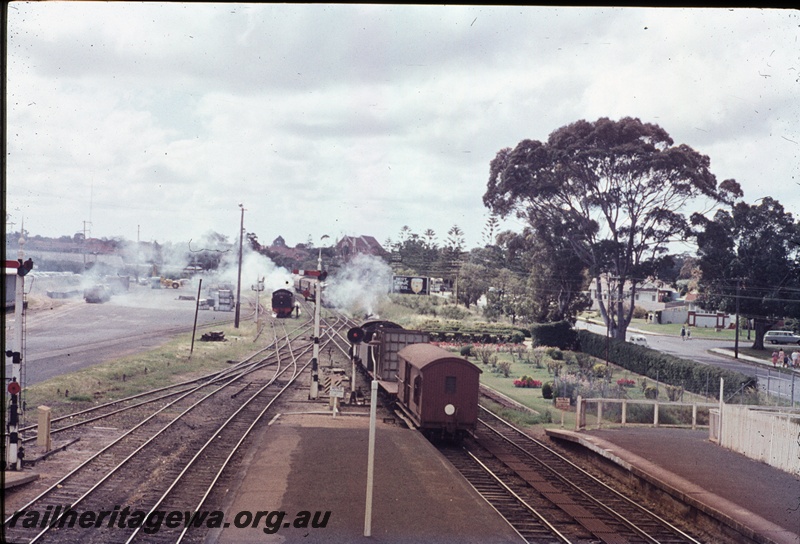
4,285 -> 242,385
576,320 -> 799,403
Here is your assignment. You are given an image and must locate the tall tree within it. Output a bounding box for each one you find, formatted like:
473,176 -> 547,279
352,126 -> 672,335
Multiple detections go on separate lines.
693,197 -> 800,349
483,117 -> 741,340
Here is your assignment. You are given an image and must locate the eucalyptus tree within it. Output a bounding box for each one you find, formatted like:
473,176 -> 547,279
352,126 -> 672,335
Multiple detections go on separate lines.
693,197 -> 800,349
484,117 -> 741,340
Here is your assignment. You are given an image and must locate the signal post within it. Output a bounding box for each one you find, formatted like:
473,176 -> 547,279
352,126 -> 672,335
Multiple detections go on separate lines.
5,256 -> 33,470
293,268 -> 328,400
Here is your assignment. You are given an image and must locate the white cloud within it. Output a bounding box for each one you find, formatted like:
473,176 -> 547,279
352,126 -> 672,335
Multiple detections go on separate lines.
5,4 -> 799,250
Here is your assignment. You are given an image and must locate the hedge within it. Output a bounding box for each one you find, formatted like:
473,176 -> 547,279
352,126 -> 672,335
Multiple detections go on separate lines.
417,319 -> 528,343
576,329 -> 756,399
530,321 -> 578,350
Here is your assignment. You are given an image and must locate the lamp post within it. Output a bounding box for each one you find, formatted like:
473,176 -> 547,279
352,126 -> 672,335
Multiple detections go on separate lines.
234,204 -> 245,328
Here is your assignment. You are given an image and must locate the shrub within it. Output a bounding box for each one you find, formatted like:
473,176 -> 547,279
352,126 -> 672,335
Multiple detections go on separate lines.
542,381 -> 554,399
529,348 -> 548,368
496,361 -> 511,377
440,305 -> 469,320
546,360 -> 563,377
546,347 -> 564,360
460,345 -> 473,357
576,329 -> 756,398
644,385 -> 659,399
513,375 -> 542,388
531,321 -> 578,350
666,384 -> 683,401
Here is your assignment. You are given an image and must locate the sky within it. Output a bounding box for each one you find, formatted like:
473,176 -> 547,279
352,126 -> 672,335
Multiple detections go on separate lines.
4,4 -> 799,252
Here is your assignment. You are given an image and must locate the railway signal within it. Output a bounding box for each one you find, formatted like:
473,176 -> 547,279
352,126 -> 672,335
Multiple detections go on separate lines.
292,269 -> 328,281
347,327 -> 365,344
295,265 -> 328,398
5,254 -> 31,471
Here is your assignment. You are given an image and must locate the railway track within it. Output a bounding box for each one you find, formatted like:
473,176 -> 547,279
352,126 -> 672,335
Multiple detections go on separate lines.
440,405 -> 705,544
2,319 -> 317,544
14,316 -> 315,448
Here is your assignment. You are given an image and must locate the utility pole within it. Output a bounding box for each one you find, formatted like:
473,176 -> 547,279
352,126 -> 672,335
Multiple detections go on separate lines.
234,204 -> 245,328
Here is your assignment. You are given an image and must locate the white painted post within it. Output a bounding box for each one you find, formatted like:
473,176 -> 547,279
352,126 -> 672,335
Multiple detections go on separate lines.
597,401 -> 603,429
621,399 -> 627,426
364,380 -> 378,536
718,378 -> 724,445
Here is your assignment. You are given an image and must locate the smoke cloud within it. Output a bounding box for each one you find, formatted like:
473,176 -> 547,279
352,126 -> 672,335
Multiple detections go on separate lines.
325,253 -> 393,318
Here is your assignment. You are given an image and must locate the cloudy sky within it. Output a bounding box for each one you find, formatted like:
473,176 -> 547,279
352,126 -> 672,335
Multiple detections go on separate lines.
5,4 -> 799,251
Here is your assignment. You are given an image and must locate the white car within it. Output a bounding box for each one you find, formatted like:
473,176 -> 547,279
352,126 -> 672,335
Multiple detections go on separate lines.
629,335 -> 648,347
764,330 -> 800,345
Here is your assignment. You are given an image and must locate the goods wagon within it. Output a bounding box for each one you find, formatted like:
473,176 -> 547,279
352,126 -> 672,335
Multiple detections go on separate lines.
351,321 -> 429,383
395,343 -> 481,440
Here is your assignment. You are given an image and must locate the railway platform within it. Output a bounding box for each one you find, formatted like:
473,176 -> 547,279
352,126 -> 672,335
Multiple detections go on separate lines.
546,427 -> 800,544
2,470 -> 38,489
204,408 -> 523,544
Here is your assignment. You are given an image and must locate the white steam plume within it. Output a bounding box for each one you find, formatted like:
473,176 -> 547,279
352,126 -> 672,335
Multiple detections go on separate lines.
325,253 -> 392,318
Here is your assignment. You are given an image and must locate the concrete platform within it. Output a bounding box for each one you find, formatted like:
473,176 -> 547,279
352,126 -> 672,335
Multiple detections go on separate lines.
2,470 -> 39,489
205,410 -> 523,544
546,427 -> 800,544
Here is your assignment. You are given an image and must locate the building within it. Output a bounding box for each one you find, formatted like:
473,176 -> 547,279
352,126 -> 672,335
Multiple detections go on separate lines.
588,278 -> 679,313
335,235 -> 389,261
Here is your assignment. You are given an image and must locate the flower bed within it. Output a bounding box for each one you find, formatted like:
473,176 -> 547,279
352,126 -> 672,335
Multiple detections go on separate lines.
514,376 -> 542,388
617,378 -> 636,388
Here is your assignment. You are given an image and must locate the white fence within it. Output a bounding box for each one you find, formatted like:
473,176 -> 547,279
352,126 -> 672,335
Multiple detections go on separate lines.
712,404 -> 800,476
575,396 -> 718,430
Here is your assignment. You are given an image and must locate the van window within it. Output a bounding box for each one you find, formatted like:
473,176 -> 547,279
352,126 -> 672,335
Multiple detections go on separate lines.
445,376 -> 457,394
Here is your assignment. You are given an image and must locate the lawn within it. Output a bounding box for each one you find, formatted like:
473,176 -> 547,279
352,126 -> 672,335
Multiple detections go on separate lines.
437,342 -> 718,430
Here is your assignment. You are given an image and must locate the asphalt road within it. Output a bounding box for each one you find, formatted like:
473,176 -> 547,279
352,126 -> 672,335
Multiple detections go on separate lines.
576,320 -> 799,402
5,285 -> 242,385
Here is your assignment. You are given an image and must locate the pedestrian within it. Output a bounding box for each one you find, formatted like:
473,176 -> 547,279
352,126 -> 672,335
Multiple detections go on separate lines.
792,350 -> 799,368
681,326 -> 686,341
778,349 -> 786,368
686,328 -> 691,340
772,351 -> 778,367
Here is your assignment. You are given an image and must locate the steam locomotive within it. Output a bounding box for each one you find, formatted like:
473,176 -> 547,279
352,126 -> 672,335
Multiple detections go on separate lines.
271,288 -> 295,318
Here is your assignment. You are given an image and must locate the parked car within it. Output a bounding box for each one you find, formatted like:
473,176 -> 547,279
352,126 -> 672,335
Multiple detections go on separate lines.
764,330 -> 800,345
629,334 -> 648,347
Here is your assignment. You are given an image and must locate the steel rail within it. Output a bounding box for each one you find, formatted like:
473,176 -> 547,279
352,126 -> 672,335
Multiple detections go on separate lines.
448,446 -> 573,543
3,351 -> 285,543
477,406 -> 703,544
125,322 -> 312,543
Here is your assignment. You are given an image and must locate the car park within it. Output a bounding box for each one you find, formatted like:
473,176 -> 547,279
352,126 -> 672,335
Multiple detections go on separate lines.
764,330 -> 800,345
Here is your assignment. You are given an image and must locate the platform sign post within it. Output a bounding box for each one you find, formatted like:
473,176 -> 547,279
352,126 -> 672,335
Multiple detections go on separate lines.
364,379 -> 378,537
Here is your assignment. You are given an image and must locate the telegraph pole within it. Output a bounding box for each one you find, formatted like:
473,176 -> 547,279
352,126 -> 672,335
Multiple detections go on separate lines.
234,204 -> 245,328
